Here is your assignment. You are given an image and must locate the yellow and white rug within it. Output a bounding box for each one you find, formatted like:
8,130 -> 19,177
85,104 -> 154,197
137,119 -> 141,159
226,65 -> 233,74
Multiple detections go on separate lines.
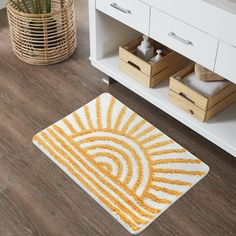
33,93 -> 209,234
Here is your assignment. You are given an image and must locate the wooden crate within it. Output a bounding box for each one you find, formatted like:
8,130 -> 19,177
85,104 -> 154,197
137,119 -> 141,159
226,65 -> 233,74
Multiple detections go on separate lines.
119,36 -> 190,88
169,64 -> 236,122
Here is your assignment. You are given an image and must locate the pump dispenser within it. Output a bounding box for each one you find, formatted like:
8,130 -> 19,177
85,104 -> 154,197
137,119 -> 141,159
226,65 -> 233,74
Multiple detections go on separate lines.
136,35 -> 154,61
149,49 -> 162,64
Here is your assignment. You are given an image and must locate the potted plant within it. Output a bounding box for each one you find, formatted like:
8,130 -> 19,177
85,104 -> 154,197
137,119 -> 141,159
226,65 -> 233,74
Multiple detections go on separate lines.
7,0 -> 76,65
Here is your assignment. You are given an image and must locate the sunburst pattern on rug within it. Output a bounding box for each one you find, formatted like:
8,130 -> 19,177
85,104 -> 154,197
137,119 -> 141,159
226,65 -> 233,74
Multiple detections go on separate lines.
33,93 -> 209,234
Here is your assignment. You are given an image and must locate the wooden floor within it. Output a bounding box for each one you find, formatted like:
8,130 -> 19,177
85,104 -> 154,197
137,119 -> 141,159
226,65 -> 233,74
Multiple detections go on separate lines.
0,1 -> 236,235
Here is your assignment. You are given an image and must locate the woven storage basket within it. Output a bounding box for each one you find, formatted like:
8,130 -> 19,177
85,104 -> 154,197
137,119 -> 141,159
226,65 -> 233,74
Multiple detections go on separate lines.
195,64 -> 225,82
7,0 -> 76,65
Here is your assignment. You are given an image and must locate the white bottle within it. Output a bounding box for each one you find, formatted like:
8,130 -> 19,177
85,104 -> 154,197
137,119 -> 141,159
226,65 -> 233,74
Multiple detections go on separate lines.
136,35 -> 154,61
149,49 -> 162,64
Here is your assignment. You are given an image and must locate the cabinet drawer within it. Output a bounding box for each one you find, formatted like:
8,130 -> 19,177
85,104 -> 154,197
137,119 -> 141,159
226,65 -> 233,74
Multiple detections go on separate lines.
96,0 -> 150,35
215,42 -> 236,84
150,8 -> 218,70
147,0 -> 236,46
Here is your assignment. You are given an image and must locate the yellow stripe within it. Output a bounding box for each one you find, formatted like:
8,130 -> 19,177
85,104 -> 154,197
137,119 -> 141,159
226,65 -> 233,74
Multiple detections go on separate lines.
139,133 -> 163,145
76,132 -> 155,210
152,177 -> 192,186
84,105 -> 94,129
50,131 -> 157,224
62,118 -> 77,134
150,148 -> 186,156
77,135 -> 144,192
34,135 -> 141,231
146,140 -> 173,150
96,96 -> 102,130
86,145 -> 132,184
150,185 -> 182,196
128,120 -> 146,136
69,128 -> 156,197
134,126 -> 155,140
152,158 -> 202,165
40,132 -> 151,225
70,129 -> 94,138
91,152 -> 123,179
70,128 -> 110,138
86,143 -> 154,206
50,126 -> 159,216
107,97 -> 116,129
121,113 -> 137,133
144,193 -> 171,204
99,162 -> 113,174
154,168 -> 206,176
114,106 -> 127,132
66,128 -> 158,214
72,112 -> 85,130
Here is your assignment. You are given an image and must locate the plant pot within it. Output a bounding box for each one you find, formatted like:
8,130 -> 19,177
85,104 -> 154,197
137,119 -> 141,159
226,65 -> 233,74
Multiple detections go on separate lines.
7,0 -> 76,65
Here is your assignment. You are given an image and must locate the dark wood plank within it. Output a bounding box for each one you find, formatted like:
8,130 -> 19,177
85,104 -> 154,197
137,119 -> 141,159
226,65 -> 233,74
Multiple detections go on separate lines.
0,1 -> 236,236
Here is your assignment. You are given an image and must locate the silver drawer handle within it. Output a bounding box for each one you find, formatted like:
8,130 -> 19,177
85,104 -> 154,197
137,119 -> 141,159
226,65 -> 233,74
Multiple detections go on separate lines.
110,3 -> 131,14
168,32 -> 193,46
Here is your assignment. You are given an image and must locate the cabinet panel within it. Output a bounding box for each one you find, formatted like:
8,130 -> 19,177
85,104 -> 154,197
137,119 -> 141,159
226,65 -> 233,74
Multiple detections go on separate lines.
145,0 -> 236,46
96,0 -> 150,35
215,42 -> 236,84
150,8 -> 218,70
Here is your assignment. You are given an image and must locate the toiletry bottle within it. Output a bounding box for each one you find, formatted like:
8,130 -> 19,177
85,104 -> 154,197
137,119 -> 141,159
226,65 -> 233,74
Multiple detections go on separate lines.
137,35 -> 154,61
149,49 -> 162,64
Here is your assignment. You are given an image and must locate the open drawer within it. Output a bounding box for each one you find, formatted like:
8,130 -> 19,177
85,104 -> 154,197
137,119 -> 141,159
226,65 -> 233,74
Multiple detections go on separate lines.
169,64 -> 236,122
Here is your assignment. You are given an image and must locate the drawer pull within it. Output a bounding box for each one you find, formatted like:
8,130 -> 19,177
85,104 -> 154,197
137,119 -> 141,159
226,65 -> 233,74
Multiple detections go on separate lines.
110,3 -> 131,14
128,61 -> 140,71
168,32 -> 193,46
179,92 -> 195,104
189,110 -> 194,115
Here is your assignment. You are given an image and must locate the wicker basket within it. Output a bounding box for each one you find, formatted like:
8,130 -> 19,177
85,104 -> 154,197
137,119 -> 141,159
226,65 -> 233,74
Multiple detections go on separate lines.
7,0 -> 76,65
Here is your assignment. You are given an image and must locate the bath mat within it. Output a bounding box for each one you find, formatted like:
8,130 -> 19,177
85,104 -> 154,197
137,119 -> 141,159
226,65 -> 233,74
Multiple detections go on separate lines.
33,93 -> 209,234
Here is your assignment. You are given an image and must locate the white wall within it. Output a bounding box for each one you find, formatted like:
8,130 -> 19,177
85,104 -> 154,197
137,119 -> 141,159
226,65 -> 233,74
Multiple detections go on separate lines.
0,0 -> 6,10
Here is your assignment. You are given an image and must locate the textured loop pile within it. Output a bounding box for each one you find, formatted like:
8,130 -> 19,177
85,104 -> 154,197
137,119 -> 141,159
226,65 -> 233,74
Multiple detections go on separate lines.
33,93 -> 209,234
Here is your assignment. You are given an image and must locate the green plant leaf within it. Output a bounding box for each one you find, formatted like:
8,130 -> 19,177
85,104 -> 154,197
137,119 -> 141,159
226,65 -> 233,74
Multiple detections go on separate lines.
10,0 -> 53,14
29,0 -> 37,14
10,0 -> 24,12
45,0 -> 51,13
21,0 -> 30,13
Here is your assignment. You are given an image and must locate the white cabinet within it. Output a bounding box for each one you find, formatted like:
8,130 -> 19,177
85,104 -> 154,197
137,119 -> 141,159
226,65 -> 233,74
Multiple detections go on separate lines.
142,0 -> 236,46
96,0 -> 150,35
89,0 -> 236,157
150,8 -> 218,70
215,42 -> 236,84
